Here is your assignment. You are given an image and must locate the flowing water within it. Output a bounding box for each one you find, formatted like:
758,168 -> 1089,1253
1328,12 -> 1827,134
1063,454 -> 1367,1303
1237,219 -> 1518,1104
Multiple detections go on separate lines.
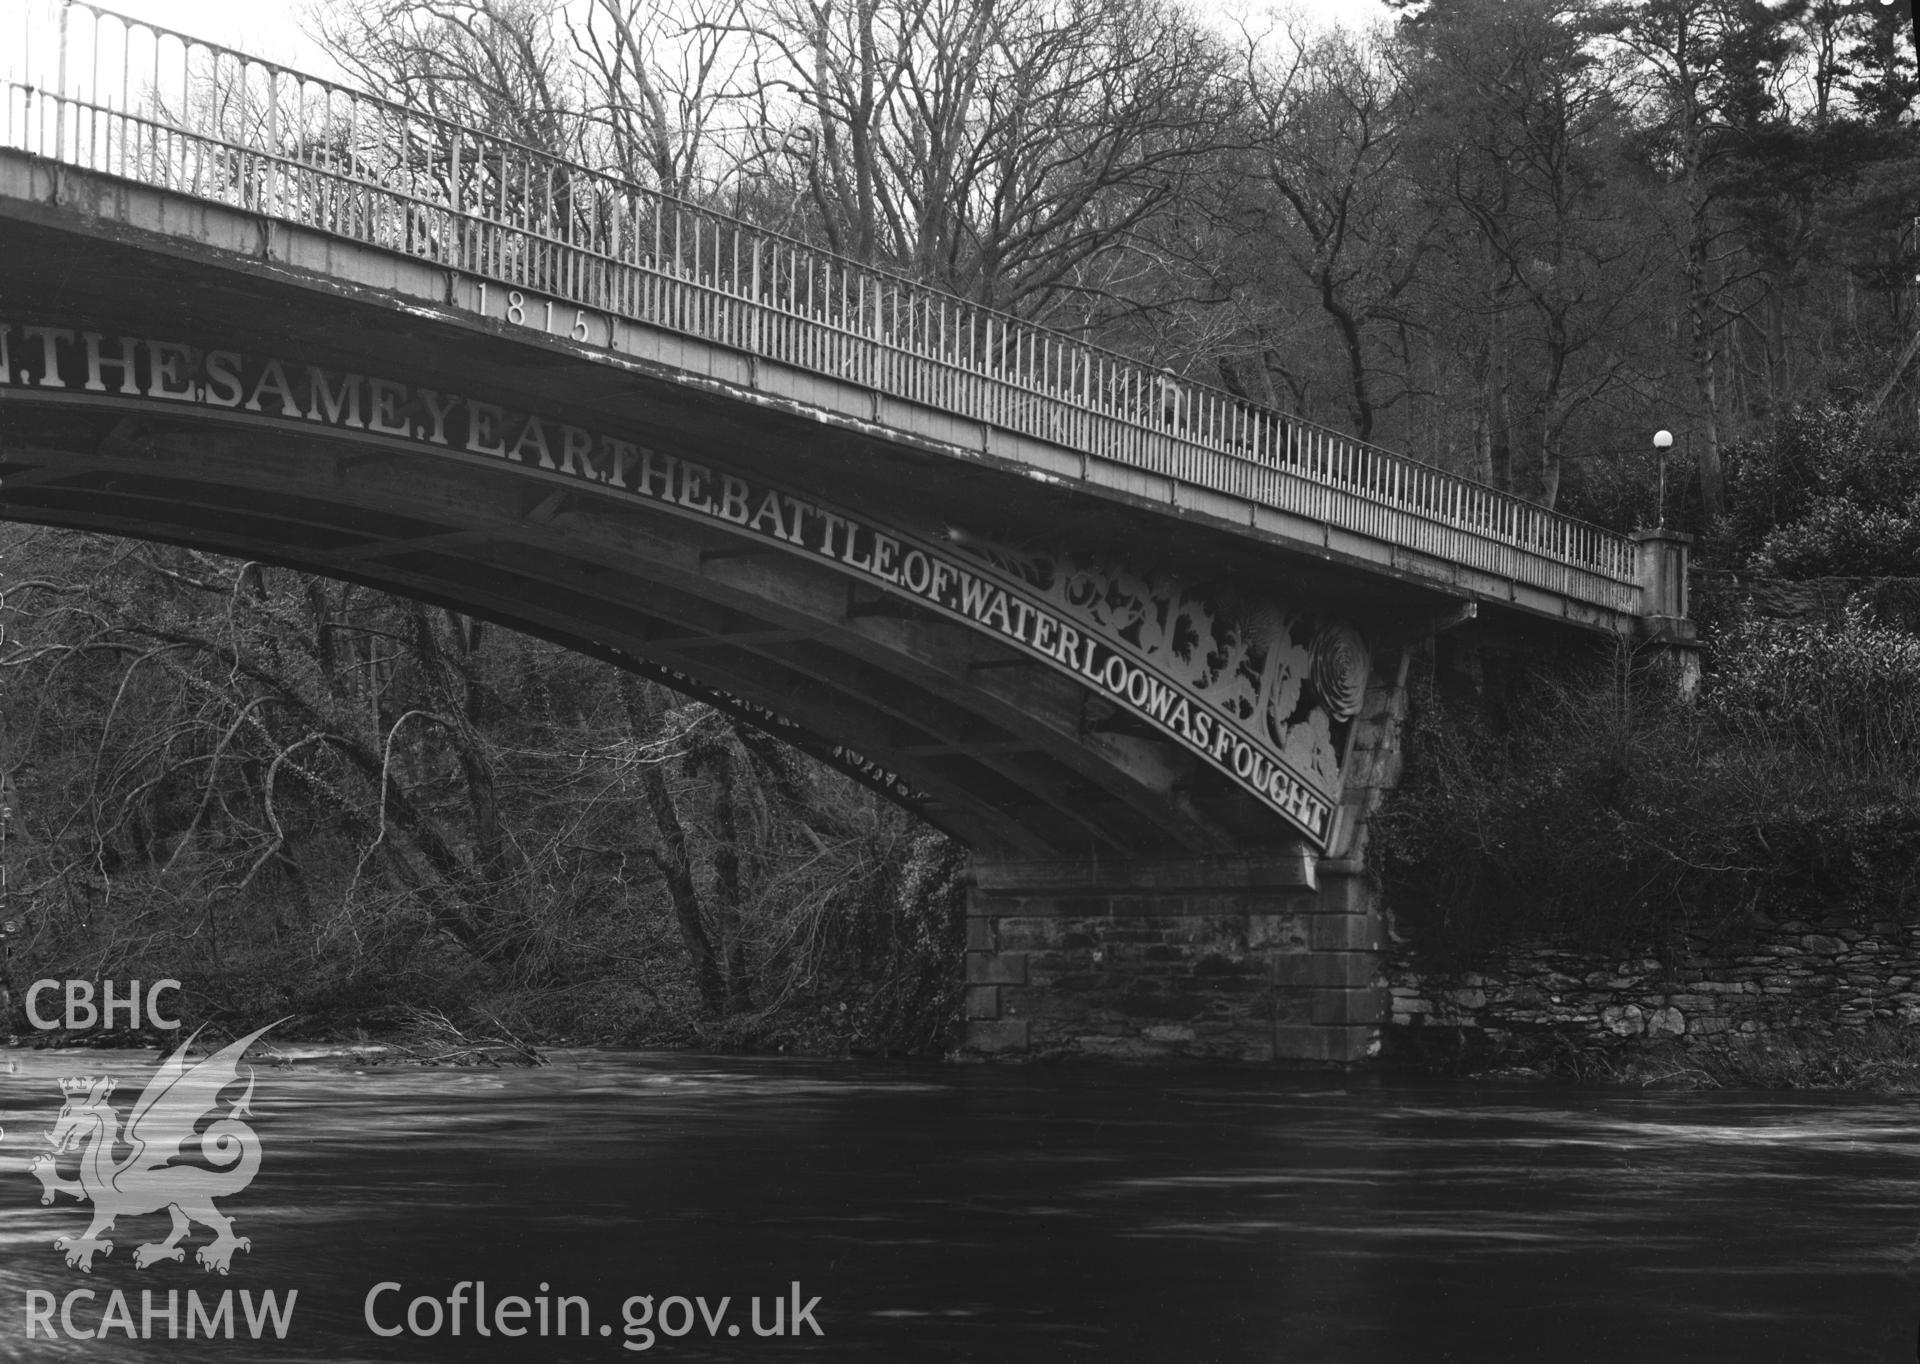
0,1047 -> 1915,1362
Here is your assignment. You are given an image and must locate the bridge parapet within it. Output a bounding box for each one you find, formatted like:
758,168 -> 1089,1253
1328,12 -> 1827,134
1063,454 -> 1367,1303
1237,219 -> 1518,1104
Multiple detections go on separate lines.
4,2 -> 1654,628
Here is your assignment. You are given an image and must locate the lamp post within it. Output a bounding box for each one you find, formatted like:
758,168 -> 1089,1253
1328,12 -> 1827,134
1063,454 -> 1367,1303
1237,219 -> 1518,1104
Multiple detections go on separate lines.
1653,429 -> 1674,529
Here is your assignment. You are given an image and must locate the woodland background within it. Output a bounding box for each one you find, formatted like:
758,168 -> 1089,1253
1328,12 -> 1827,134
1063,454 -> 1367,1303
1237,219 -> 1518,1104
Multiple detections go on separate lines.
1,0 -> 1915,1049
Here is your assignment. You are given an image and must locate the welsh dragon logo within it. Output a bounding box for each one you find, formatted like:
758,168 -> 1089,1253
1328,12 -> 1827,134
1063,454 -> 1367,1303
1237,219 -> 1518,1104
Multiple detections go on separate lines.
28,1023 -> 277,1274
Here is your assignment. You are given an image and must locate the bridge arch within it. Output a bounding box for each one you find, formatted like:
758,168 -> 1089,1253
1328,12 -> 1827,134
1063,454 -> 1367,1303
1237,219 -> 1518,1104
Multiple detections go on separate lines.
0,266 -> 1382,861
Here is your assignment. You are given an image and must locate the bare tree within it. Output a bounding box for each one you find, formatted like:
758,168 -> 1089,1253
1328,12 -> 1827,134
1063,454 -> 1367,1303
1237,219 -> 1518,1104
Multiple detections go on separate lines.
0,529 -> 956,1038
1399,0 -> 1664,505
1220,20 -> 1430,440
571,0 -> 760,197
308,0 -> 579,152
1598,0 -> 1807,523
730,0 -> 1242,322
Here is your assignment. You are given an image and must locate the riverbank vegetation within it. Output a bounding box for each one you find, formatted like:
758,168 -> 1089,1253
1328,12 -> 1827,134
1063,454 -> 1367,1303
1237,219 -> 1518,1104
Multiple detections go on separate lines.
1512,1025 -> 1920,1092
1381,400 -> 1920,967
0,0 -> 1914,1055
1378,396 -> 1920,1087
0,531 -> 968,1053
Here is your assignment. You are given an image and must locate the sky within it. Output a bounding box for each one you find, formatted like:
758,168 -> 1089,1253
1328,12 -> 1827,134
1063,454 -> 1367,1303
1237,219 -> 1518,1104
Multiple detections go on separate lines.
57,0 -> 348,74
73,0 -> 1399,78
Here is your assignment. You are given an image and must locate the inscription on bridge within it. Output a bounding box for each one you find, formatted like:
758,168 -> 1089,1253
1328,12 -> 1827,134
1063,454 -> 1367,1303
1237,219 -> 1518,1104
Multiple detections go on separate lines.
473,283 -> 609,348
0,323 -> 1369,843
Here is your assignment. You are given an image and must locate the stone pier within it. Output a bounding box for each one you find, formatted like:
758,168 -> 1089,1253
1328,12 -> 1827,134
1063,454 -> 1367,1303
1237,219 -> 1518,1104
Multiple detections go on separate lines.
961,648 -> 1411,1064
952,541 -> 1716,1065
962,853 -> 1385,1062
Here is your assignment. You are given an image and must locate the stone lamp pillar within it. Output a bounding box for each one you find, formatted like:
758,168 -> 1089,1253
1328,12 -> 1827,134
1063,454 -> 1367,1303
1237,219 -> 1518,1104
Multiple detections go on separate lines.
1632,527 -> 1700,693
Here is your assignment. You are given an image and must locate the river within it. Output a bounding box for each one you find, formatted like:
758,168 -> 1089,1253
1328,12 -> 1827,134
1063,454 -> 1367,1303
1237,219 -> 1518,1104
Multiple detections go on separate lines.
0,1047 -> 1913,1362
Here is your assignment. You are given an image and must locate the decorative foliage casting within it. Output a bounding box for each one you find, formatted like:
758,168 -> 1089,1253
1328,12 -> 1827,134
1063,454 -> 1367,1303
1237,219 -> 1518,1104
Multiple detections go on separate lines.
950,533 -> 1369,797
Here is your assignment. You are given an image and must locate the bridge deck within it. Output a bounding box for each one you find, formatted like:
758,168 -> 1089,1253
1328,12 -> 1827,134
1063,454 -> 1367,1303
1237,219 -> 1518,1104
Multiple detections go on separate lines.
3,2 -> 1644,629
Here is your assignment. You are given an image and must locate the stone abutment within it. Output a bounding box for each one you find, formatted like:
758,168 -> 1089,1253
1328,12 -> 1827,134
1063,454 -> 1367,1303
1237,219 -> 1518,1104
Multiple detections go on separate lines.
960,649 -> 1413,1063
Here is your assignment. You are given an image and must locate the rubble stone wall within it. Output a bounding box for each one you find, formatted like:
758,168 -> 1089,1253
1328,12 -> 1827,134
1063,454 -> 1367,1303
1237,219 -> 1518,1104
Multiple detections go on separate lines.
1385,917 -> 1920,1061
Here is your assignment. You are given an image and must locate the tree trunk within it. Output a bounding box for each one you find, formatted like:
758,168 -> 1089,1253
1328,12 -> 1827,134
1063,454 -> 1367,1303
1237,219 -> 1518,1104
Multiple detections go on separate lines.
1685,171 -> 1725,524
706,742 -> 754,1015
1690,298 -> 1725,523
621,678 -> 726,1017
